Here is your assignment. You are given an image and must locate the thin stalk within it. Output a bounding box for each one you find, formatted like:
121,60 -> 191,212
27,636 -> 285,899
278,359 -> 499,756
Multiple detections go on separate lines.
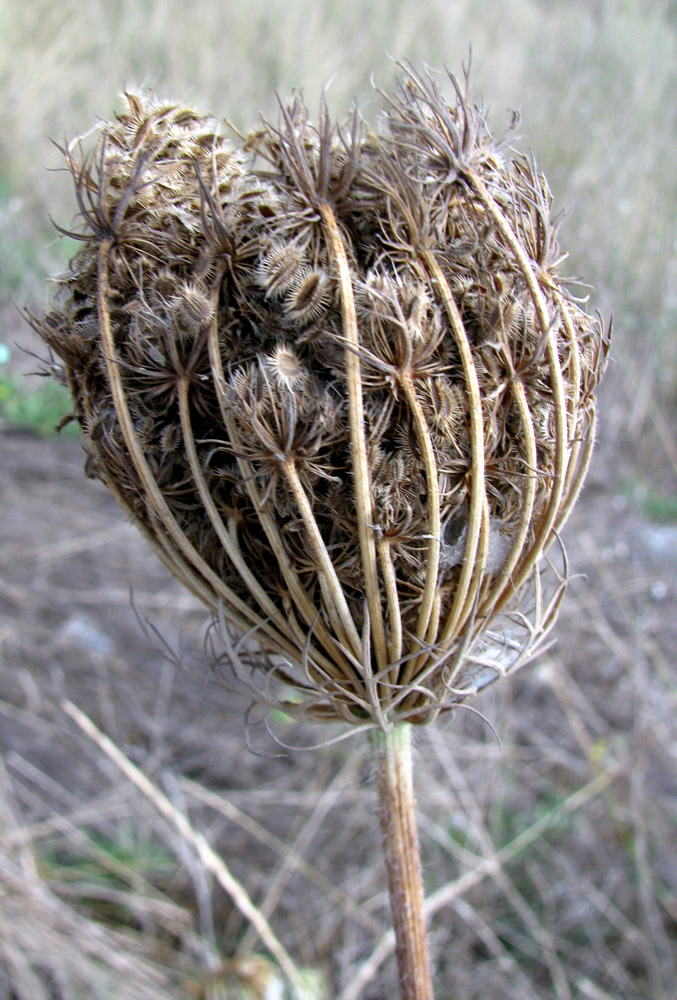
482,374 -> 538,617
465,169 -> 569,560
376,536 -> 403,672
206,300 -> 354,678
282,458 -> 362,661
320,203 -> 388,673
399,374 -> 441,669
556,297 -> 582,443
423,253 -> 486,649
371,724 -> 433,1000
177,376 -> 298,659
97,240 -> 269,638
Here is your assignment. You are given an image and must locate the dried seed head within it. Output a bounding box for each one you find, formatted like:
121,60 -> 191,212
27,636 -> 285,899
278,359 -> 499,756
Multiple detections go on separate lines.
33,74 -> 609,728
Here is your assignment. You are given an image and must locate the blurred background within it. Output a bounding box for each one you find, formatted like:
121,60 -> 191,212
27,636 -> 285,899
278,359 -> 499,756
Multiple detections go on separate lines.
0,1 -> 675,998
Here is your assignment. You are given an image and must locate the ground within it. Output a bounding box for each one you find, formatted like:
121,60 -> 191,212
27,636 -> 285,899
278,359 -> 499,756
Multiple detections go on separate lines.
1,406 -> 676,999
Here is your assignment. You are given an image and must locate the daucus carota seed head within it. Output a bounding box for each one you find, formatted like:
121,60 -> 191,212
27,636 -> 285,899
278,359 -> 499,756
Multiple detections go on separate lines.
32,68 -> 609,729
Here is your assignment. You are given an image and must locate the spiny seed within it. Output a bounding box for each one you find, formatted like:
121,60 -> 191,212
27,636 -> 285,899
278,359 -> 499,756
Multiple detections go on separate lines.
159,423 -> 181,455
170,282 -> 214,335
363,271 -> 397,319
284,268 -> 329,325
404,286 -> 431,340
424,377 -> 465,436
256,242 -> 306,297
263,344 -> 307,390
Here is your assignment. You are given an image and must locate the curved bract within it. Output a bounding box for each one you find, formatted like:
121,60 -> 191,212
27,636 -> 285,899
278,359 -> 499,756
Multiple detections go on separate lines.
34,69 -> 609,728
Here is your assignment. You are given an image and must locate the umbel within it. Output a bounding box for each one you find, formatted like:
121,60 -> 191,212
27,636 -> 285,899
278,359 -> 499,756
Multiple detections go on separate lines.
33,67 -> 609,730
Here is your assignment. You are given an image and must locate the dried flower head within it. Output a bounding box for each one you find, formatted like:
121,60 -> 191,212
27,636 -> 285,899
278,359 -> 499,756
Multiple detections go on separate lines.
32,67 -> 609,729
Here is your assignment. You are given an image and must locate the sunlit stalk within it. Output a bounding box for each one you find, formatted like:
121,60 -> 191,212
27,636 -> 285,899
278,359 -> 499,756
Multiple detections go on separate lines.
371,725 -> 433,1000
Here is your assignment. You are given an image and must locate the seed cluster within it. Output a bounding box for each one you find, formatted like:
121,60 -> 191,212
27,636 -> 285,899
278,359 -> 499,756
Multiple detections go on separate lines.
33,68 -> 608,727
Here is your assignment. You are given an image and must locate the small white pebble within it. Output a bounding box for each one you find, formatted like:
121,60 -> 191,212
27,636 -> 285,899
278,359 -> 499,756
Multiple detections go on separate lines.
650,581 -> 668,602
450,810 -> 468,832
59,616 -> 114,655
600,540 -> 629,561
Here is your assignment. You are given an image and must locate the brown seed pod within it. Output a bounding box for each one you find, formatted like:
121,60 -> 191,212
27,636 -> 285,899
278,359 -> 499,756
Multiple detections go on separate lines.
262,344 -> 308,391
33,72 -> 609,729
256,241 -> 307,298
283,268 -> 331,325
169,281 -> 215,337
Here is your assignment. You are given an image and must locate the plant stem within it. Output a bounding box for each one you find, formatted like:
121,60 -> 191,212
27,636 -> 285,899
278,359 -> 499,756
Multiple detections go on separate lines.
371,723 -> 434,1000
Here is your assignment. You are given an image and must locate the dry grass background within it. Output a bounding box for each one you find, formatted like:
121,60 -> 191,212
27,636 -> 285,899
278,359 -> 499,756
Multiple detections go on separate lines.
0,0 -> 676,998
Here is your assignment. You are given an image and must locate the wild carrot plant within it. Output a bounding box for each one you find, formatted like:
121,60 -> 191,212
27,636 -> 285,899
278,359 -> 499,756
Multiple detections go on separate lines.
32,65 -> 608,999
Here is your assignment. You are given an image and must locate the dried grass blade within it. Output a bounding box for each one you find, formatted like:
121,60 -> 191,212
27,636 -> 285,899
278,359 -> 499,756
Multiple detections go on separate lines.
60,699 -> 311,1000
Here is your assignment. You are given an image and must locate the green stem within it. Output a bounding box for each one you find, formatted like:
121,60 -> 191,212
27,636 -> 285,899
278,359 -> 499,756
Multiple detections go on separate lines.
371,724 -> 434,1000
